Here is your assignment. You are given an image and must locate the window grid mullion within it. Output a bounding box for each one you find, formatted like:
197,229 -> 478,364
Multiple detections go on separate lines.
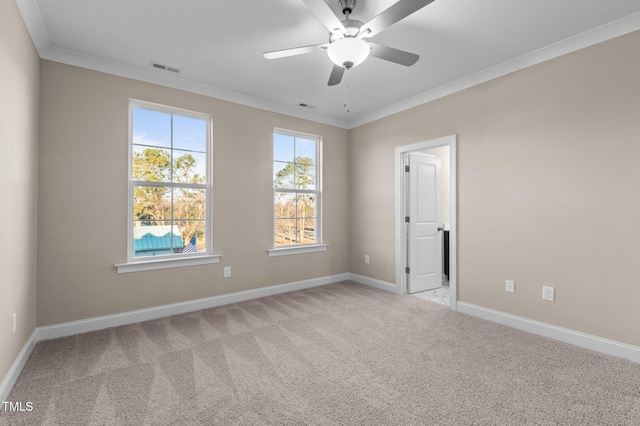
274,188 -> 316,195
293,136 -> 298,243
170,114 -> 174,253
295,190 -> 299,243
133,181 -> 207,190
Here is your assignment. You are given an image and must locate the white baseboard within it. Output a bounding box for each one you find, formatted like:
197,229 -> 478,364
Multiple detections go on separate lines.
0,329 -> 38,402
349,273 -> 401,294
6,276 -> 639,403
457,302 -> 640,364
38,273 -> 350,341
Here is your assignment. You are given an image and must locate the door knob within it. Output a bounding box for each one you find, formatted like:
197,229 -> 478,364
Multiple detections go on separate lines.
437,226 -> 444,232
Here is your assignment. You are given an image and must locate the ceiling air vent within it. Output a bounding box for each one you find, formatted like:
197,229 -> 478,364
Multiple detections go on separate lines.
149,61 -> 182,75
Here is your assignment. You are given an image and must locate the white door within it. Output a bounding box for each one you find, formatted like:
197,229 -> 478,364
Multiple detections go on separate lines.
407,152 -> 442,293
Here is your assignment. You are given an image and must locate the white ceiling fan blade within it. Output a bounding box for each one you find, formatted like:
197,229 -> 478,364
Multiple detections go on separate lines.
302,0 -> 345,34
327,64 -> 345,86
264,43 -> 328,59
368,43 -> 419,66
357,0 -> 435,39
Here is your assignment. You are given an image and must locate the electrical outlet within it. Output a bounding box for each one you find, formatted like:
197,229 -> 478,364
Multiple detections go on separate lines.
542,286 -> 555,302
364,255 -> 370,264
223,266 -> 231,278
12,312 -> 17,335
506,280 -> 515,294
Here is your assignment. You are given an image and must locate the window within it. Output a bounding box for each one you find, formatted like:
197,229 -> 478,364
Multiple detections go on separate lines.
128,100 -> 211,261
272,129 -> 322,252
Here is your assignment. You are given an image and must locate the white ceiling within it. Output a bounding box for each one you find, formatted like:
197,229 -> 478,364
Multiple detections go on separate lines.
16,0 -> 640,128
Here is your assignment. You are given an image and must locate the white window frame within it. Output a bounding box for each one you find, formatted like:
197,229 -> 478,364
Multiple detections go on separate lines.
116,100 -> 220,273
268,128 -> 327,257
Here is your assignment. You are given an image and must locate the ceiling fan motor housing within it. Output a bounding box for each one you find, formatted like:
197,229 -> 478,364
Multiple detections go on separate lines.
330,19 -> 364,42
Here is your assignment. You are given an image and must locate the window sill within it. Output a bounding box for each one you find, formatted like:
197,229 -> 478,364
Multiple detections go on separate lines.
267,244 -> 328,257
115,253 -> 222,274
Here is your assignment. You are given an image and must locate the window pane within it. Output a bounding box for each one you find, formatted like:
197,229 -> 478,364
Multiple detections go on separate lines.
275,192 -> 296,219
173,188 -> 206,220
134,185 -> 171,223
272,130 -> 319,248
297,194 -> 315,217
130,102 -> 211,261
133,222 -> 181,258
274,161 -> 295,189
295,137 -> 316,164
274,133 -> 294,162
275,219 -> 298,246
132,108 -> 171,148
133,146 -> 172,182
176,221 -> 205,254
298,218 -> 316,244
295,164 -> 316,190
173,115 -> 207,152
173,150 -> 207,183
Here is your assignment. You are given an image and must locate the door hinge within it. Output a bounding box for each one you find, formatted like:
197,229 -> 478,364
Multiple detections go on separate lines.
405,216 -> 410,223
405,165 -> 410,172
405,267 -> 410,274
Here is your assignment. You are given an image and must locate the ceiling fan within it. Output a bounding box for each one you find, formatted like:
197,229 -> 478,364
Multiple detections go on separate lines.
264,0 -> 435,86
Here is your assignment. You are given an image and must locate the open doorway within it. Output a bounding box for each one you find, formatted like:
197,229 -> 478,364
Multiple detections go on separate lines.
395,135 -> 457,311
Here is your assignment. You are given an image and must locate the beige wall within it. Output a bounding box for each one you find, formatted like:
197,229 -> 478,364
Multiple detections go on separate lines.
0,0 -> 40,384
37,61 -> 349,326
349,30 -> 640,347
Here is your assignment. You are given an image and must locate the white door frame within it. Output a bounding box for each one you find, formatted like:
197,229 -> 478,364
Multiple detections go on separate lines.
395,135 -> 457,311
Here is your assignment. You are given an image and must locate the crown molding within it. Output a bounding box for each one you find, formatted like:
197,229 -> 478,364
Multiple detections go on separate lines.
15,0 -> 49,55
15,0 -> 640,130
347,11 -> 640,128
40,46 -> 351,129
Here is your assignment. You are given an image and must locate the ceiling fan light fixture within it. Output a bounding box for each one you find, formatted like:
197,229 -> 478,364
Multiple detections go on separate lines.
327,37 -> 370,69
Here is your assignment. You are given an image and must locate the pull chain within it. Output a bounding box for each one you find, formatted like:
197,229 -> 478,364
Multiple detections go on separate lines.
343,72 -> 350,113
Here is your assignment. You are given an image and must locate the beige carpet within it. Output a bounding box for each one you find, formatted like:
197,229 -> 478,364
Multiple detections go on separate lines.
2,281 -> 639,425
